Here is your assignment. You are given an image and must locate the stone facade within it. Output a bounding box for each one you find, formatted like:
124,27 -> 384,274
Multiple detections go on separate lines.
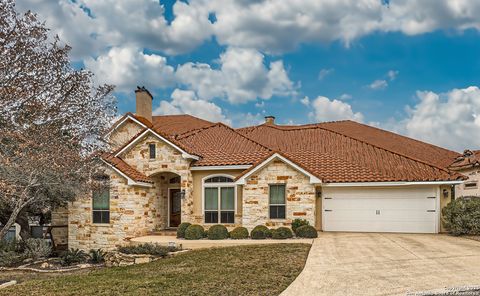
109,119 -> 143,150
455,167 -> 480,198
242,160 -> 316,230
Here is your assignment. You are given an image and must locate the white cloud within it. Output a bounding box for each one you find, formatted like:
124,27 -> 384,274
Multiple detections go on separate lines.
392,86 -> 480,151
300,96 -> 310,106
84,47 -> 175,92
388,70 -> 399,81
338,93 -> 352,100
368,79 -> 388,90
175,47 -> 295,104
308,96 -> 364,122
318,68 -> 334,80
154,89 -> 231,125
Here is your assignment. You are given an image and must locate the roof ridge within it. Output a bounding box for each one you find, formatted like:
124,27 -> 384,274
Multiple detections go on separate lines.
174,122 -> 220,140
215,122 -> 273,152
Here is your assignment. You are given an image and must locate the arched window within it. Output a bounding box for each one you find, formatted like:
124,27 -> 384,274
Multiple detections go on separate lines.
203,175 -> 235,224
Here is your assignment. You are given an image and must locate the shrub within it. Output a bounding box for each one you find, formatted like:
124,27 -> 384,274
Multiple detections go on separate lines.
184,224 -> 205,240
60,248 -> 88,266
176,222 -> 192,238
229,227 -> 249,239
271,227 -> 293,239
292,219 -> 310,234
22,238 -> 51,261
0,251 -> 24,267
251,229 -> 266,240
252,225 -> 272,239
295,225 -> 318,238
89,249 -> 106,263
207,225 -> 229,240
118,243 -> 173,256
443,197 -> 480,236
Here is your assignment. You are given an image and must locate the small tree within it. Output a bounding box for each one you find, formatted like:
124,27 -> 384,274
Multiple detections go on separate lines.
0,1 -> 116,239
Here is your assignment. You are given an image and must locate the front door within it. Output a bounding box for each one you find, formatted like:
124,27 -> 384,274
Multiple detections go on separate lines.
169,189 -> 181,228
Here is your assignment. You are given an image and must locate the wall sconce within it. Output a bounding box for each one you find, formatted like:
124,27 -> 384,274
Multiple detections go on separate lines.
316,191 -> 322,198
442,189 -> 449,198
180,189 -> 186,199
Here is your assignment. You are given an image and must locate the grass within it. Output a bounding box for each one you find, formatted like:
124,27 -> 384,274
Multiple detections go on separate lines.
0,243 -> 310,296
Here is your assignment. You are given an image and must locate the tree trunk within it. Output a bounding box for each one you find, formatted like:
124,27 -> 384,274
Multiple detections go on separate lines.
0,204 -> 23,240
16,210 -> 31,240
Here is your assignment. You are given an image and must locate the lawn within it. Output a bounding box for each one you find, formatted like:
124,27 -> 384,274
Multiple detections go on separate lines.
0,243 -> 310,296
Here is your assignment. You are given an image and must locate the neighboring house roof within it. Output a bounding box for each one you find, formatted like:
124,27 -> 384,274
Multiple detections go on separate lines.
236,121 -> 463,183
105,114 -> 464,184
449,150 -> 480,171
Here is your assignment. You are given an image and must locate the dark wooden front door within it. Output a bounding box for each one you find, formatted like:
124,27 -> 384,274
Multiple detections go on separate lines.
169,189 -> 181,227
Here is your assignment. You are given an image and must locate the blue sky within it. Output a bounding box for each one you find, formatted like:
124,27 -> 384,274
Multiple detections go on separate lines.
15,0 -> 480,151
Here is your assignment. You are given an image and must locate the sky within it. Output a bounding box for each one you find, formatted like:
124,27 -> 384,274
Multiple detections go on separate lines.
14,0 -> 480,152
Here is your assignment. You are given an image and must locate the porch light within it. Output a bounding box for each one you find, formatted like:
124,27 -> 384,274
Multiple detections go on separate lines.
442,189 -> 449,198
180,189 -> 186,199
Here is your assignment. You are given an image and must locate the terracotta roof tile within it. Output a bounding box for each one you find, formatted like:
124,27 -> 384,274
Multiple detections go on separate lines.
449,150 -> 480,170
102,153 -> 153,183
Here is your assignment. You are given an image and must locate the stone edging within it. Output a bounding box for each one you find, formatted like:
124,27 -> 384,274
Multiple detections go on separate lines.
0,263 -> 102,273
407,286 -> 480,295
0,280 -> 17,289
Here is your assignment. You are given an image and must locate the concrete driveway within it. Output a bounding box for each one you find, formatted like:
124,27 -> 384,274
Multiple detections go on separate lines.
281,232 -> 480,296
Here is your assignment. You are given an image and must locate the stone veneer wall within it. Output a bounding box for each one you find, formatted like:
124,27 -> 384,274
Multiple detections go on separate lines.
242,159 -> 316,230
109,119 -> 143,150
51,207 -> 69,246
68,133 -> 194,250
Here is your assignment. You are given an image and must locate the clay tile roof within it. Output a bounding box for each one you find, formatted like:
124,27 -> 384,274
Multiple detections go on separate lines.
102,153 -> 153,183
236,122 -> 464,183
175,123 -> 272,166
449,150 -> 480,170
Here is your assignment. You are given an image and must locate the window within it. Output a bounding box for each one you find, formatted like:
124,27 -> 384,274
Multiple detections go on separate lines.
203,176 -> 235,224
465,182 -> 478,189
92,187 -> 110,224
149,143 -> 156,159
269,184 -> 286,219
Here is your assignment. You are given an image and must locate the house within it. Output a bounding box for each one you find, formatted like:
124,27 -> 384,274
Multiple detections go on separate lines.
449,150 -> 480,197
67,87 -> 465,250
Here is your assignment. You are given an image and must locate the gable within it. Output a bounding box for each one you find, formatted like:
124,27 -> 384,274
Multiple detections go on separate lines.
109,118 -> 144,150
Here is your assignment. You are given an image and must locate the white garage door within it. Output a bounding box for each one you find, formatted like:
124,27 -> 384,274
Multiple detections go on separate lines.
322,186 -> 438,233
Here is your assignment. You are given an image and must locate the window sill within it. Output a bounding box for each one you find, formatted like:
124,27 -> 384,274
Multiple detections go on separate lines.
91,223 -> 111,227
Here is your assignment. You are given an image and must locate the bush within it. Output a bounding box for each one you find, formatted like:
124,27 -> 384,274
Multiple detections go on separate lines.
60,248 -> 88,266
443,197 -> 480,236
184,224 -> 205,240
292,219 -> 310,234
118,243 -> 173,256
0,251 -> 24,267
22,238 -> 51,261
229,227 -> 249,239
295,225 -> 318,238
252,225 -> 272,239
89,249 -> 106,263
271,227 -> 293,239
251,225 -> 272,240
176,222 -> 192,238
207,225 -> 229,240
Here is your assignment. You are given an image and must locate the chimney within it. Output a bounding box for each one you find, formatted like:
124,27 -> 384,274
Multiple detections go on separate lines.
135,86 -> 153,122
264,116 -> 275,125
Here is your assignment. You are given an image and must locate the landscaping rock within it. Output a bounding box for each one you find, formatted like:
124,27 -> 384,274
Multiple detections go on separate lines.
104,252 -> 157,267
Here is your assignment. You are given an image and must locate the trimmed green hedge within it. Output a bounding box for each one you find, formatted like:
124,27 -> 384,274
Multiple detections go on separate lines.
176,222 -> 192,238
251,225 -> 272,240
295,225 -> 318,238
271,227 -> 293,239
207,225 -> 229,240
229,227 -> 249,239
185,224 -> 206,240
442,197 -> 480,236
291,219 -> 309,234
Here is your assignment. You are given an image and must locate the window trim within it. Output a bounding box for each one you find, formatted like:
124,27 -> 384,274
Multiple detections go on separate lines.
92,186 -> 110,225
464,181 -> 478,190
269,184 -> 286,220
202,174 -> 236,224
149,143 -> 156,159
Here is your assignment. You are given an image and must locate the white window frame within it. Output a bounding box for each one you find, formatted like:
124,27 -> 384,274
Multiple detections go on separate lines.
202,174 -> 236,224
269,184 -> 286,220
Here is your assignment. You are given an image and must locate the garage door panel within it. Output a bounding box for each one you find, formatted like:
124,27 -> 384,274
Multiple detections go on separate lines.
322,186 -> 438,234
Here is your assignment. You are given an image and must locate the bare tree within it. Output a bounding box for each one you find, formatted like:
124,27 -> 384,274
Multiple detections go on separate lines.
0,0 -> 116,239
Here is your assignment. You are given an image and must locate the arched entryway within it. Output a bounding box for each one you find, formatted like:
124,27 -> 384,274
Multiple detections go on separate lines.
150,172 -> 183,228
